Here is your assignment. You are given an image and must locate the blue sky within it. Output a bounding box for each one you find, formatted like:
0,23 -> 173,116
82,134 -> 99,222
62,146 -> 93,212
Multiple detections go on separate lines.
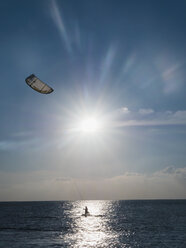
0,0 -> 186,200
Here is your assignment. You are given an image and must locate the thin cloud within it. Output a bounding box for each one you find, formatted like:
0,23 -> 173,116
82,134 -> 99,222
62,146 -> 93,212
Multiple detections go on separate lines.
11,131 -> 33,137
99,45 -> 116,86
50,0 -> 72,54
117,107 -> 130,114
120,53 -> 136,77
113,108 -> 186,127
74,21 -> 81,50
0,166 -> 185,200
0,138 -> 39,151
162,63 -> 181,80
161,62 -> 184,94
154,166 -> 186,177
139,108 -> 154,115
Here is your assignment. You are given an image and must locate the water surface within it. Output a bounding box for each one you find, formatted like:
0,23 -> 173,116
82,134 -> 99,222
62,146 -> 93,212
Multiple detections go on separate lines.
0,200 -> 185,247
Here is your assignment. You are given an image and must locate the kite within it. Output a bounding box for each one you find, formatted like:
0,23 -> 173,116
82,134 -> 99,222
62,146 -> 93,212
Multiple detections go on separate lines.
25,74 -> 53,94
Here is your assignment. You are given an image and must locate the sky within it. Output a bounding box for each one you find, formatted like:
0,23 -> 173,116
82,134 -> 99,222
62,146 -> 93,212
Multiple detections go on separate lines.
0,0 -> 186,201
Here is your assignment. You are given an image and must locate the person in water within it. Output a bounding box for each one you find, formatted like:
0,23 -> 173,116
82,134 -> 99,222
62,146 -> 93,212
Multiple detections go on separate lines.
85,206 -> 89,215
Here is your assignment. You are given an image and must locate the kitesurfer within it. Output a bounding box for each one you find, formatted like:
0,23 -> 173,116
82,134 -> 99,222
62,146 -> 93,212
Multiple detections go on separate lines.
84,206 -> 89,215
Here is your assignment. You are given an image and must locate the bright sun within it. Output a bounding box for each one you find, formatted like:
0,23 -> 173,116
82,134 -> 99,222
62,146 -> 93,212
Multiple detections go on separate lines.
77,117 -> 102,133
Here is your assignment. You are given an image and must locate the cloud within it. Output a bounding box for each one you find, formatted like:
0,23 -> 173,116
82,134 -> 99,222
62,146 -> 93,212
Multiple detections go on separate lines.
120,54 -> 136,76
113,108 -> 186,127
11,131 -> 33,137
138,108 -> 154,115
117,107 -> 130,114
0,138 -> 39,151
99,45 -> 116,86
50,0 -> 72,53
162,63 -> 181,81
154,166 -> 186,182
162,63 -> 184,94
74,166 -> 186,200
0,166 -> 185,201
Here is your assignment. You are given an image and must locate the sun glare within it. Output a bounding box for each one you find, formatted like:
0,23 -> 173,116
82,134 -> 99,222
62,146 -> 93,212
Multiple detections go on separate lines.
77,117 -> 102,133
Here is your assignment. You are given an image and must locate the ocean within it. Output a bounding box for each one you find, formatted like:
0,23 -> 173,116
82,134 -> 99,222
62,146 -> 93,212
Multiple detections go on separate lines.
0,200 -> 185,247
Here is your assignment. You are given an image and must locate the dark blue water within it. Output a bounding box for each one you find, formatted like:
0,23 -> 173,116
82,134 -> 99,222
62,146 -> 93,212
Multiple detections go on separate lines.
0,200 -> 185,247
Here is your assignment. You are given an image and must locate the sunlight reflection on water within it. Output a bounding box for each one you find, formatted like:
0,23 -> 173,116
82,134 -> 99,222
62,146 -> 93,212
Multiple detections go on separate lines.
62,201 -> 119,247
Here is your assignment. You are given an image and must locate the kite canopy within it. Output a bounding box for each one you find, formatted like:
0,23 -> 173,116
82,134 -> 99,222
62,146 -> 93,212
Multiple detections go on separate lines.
25,74 -> 53,94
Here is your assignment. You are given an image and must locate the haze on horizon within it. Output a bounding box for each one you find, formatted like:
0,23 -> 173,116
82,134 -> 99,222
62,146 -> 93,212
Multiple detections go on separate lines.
0,0 -> 186,201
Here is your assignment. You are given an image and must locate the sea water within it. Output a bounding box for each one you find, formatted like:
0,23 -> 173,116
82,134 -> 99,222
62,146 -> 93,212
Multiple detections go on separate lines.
0,200 -> 185,247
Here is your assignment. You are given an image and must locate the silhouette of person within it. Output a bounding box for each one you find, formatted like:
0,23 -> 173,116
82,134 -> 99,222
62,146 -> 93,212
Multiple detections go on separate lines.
85,206 -> 88,215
